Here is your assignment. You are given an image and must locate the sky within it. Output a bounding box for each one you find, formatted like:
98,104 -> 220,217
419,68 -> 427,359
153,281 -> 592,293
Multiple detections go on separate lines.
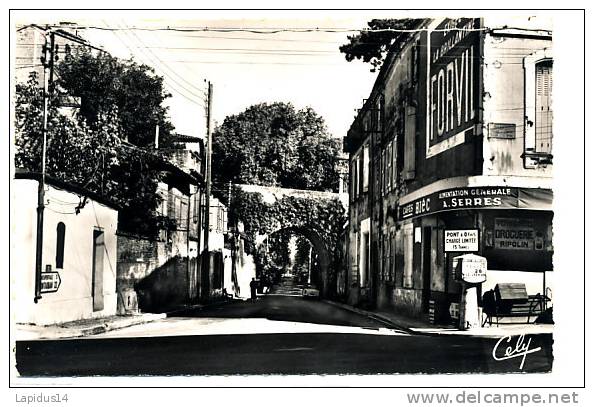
13,10 -> 404,140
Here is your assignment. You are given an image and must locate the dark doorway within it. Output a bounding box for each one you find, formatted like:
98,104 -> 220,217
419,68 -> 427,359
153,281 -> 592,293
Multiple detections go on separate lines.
422,227 -> 432,313
92,229 -> 105,311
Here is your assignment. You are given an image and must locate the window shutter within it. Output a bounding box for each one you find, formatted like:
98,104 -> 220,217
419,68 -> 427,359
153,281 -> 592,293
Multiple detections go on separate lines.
535,63 -> 553,154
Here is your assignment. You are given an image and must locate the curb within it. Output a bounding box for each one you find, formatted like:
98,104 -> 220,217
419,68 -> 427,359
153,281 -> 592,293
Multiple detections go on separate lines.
16,313 -> 167,340
323,300 -> 554,338
322,300 -> 416,335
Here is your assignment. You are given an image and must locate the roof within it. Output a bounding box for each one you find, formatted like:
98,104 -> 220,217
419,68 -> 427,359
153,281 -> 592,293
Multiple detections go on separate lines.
14,170 -> 121,211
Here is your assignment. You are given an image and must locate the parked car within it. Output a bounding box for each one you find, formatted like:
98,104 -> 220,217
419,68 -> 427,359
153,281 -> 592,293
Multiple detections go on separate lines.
302,285 -> 320,299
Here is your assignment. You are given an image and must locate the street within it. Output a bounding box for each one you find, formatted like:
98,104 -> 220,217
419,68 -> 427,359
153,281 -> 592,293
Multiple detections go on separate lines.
15,295 -> 553,376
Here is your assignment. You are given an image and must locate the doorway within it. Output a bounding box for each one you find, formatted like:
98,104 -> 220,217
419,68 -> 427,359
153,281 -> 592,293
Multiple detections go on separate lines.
422,227 -> 432,313
92,229 -> 105,311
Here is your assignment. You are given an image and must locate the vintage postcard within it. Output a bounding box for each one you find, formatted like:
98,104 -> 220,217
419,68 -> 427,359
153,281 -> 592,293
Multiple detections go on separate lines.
7,7 -> 585,395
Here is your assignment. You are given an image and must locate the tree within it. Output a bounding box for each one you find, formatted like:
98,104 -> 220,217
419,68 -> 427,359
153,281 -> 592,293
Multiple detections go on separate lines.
55,48 -> 177,148
212,102 -> 341,192
339,18 -> 423,72
15,71 -> 166,237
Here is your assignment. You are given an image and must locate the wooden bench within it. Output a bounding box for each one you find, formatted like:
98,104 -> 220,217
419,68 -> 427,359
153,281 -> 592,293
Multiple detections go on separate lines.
482,283 -> 549,326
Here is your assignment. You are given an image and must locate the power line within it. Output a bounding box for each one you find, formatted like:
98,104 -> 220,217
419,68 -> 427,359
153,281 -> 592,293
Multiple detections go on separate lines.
115,20 -> 206,104
107,20 -> 205,107
47,24 -> 551,35
119,20 -> 208,99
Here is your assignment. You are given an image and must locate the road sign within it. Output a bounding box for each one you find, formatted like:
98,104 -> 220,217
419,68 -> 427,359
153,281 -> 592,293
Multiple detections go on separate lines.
445,229 -> 479,252
40,271 -> 61,293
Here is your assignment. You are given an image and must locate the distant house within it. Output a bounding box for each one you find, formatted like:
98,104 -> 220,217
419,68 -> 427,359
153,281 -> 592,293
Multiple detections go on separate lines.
12,171 -> 119,325
15,23 -> 106,84
116,140 -> 208,314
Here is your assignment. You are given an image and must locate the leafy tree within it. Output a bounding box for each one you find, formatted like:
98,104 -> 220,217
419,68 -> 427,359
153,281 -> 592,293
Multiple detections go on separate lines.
339,18 -> 423,72
55,48 -> 177,148
212,102 -> 340,192
15,71 -> 166,237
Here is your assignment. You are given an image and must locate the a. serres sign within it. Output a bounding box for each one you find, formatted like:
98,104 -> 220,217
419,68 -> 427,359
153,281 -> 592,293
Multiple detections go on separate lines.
445,229 -> 479,252
454,254 -> 487,284
40,271 -> 61,293
399,186 -> 553,220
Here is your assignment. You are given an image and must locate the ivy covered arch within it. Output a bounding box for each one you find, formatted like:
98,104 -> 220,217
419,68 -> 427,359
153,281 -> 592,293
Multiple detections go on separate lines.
229,186 -> 347,297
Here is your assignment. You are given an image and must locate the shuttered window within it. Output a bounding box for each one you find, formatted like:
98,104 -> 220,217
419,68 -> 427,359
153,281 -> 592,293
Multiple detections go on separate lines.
535,61 -> 553,154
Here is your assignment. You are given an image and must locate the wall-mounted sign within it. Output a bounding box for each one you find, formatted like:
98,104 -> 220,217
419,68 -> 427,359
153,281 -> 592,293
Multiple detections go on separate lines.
399,187 -> 553,220
488,123 -> 516,139
426,18 -> 481,157
454,254 -> 487,284
40,271 -> 61,293
445,229 -> 479,252
494,218 -> 535,250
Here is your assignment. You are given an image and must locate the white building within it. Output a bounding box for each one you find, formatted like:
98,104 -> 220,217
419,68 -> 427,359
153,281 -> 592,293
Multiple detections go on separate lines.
12,173 -> 119,325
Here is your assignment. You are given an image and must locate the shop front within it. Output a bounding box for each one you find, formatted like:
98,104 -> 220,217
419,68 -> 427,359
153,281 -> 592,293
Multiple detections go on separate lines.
395,186 -> 553,325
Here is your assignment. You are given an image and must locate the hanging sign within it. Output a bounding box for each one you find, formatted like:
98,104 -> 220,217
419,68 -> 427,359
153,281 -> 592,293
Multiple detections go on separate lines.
445,229 -> 479,252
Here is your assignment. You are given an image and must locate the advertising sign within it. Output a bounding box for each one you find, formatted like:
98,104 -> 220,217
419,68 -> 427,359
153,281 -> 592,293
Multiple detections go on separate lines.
445,229 -> 479,252
426,18 -> 481,157
454,254 -> 487,284
494,218 -> 535,250
40,271 -> 61,293
399,186 -> 553,220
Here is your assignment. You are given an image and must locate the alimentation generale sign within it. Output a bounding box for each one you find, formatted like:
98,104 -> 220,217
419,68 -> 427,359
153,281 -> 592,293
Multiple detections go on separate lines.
399,186 -> 553,220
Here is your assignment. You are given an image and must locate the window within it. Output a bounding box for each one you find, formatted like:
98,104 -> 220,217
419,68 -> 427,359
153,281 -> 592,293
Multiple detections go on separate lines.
535,60 -> 553,154
360,232 -> 370,287
403,106 -> 416,180
55,222 -> 65,269
362,144 -> 369,192
386,143 -> 393,191
351,157 -> 358,200
524,49 -> 553,166
193,190 -> 200,224
403,223 -> 414,288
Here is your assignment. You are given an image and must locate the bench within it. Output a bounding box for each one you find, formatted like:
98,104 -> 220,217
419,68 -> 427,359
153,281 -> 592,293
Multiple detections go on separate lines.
482,283 -> 549,326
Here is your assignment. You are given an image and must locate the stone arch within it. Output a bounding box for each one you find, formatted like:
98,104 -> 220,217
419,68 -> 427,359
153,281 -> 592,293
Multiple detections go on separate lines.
258,225 -> 331,296
229,184 -> 348,299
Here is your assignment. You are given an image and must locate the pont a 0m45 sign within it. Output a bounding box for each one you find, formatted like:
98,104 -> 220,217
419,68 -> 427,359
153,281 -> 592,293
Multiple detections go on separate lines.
426,18 -> 481,157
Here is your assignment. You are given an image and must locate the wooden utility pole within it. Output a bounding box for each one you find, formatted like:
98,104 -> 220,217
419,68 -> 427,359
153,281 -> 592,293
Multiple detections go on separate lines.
202,81 -> 213,300
34,30 -> 54,303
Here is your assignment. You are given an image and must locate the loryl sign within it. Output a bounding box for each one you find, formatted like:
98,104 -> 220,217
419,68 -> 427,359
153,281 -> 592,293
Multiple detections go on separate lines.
445,229 -> 479,252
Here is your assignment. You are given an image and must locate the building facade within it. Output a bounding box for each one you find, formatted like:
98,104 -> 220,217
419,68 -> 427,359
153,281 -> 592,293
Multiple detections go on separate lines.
344,16 -> 553,323
13,173 -> 119,325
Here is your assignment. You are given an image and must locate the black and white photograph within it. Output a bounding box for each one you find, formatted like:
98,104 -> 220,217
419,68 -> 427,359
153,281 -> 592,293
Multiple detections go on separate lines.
6,5 -> 587,398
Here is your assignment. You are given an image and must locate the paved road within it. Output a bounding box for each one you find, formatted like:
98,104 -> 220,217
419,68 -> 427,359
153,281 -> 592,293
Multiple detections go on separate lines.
15,296 -> 553,376
170,296 -> 392,328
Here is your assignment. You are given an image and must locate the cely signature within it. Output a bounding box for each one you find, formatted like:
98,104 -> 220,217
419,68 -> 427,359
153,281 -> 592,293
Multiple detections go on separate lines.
492,334 -> 542,370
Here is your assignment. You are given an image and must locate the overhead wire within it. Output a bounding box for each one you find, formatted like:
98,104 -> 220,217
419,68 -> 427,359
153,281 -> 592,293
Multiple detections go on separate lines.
115,20 -> 206,106
107,19 -> 206,107
47,24 -> 551,35
120,20 -> 208,100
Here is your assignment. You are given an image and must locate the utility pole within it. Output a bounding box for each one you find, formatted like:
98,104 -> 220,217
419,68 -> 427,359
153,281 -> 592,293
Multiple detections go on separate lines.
202,81 -> 213,300
34,30 -> 54,303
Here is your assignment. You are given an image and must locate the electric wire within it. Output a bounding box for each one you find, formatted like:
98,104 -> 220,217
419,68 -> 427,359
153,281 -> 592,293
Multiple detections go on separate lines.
120,20 -> 208,99
107,19 -> 205,107
114,20 -> 206,106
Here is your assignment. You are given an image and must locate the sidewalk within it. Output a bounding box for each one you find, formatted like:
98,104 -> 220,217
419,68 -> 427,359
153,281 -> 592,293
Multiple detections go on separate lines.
324,300 -> 554,338
15,313 -> 167,340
